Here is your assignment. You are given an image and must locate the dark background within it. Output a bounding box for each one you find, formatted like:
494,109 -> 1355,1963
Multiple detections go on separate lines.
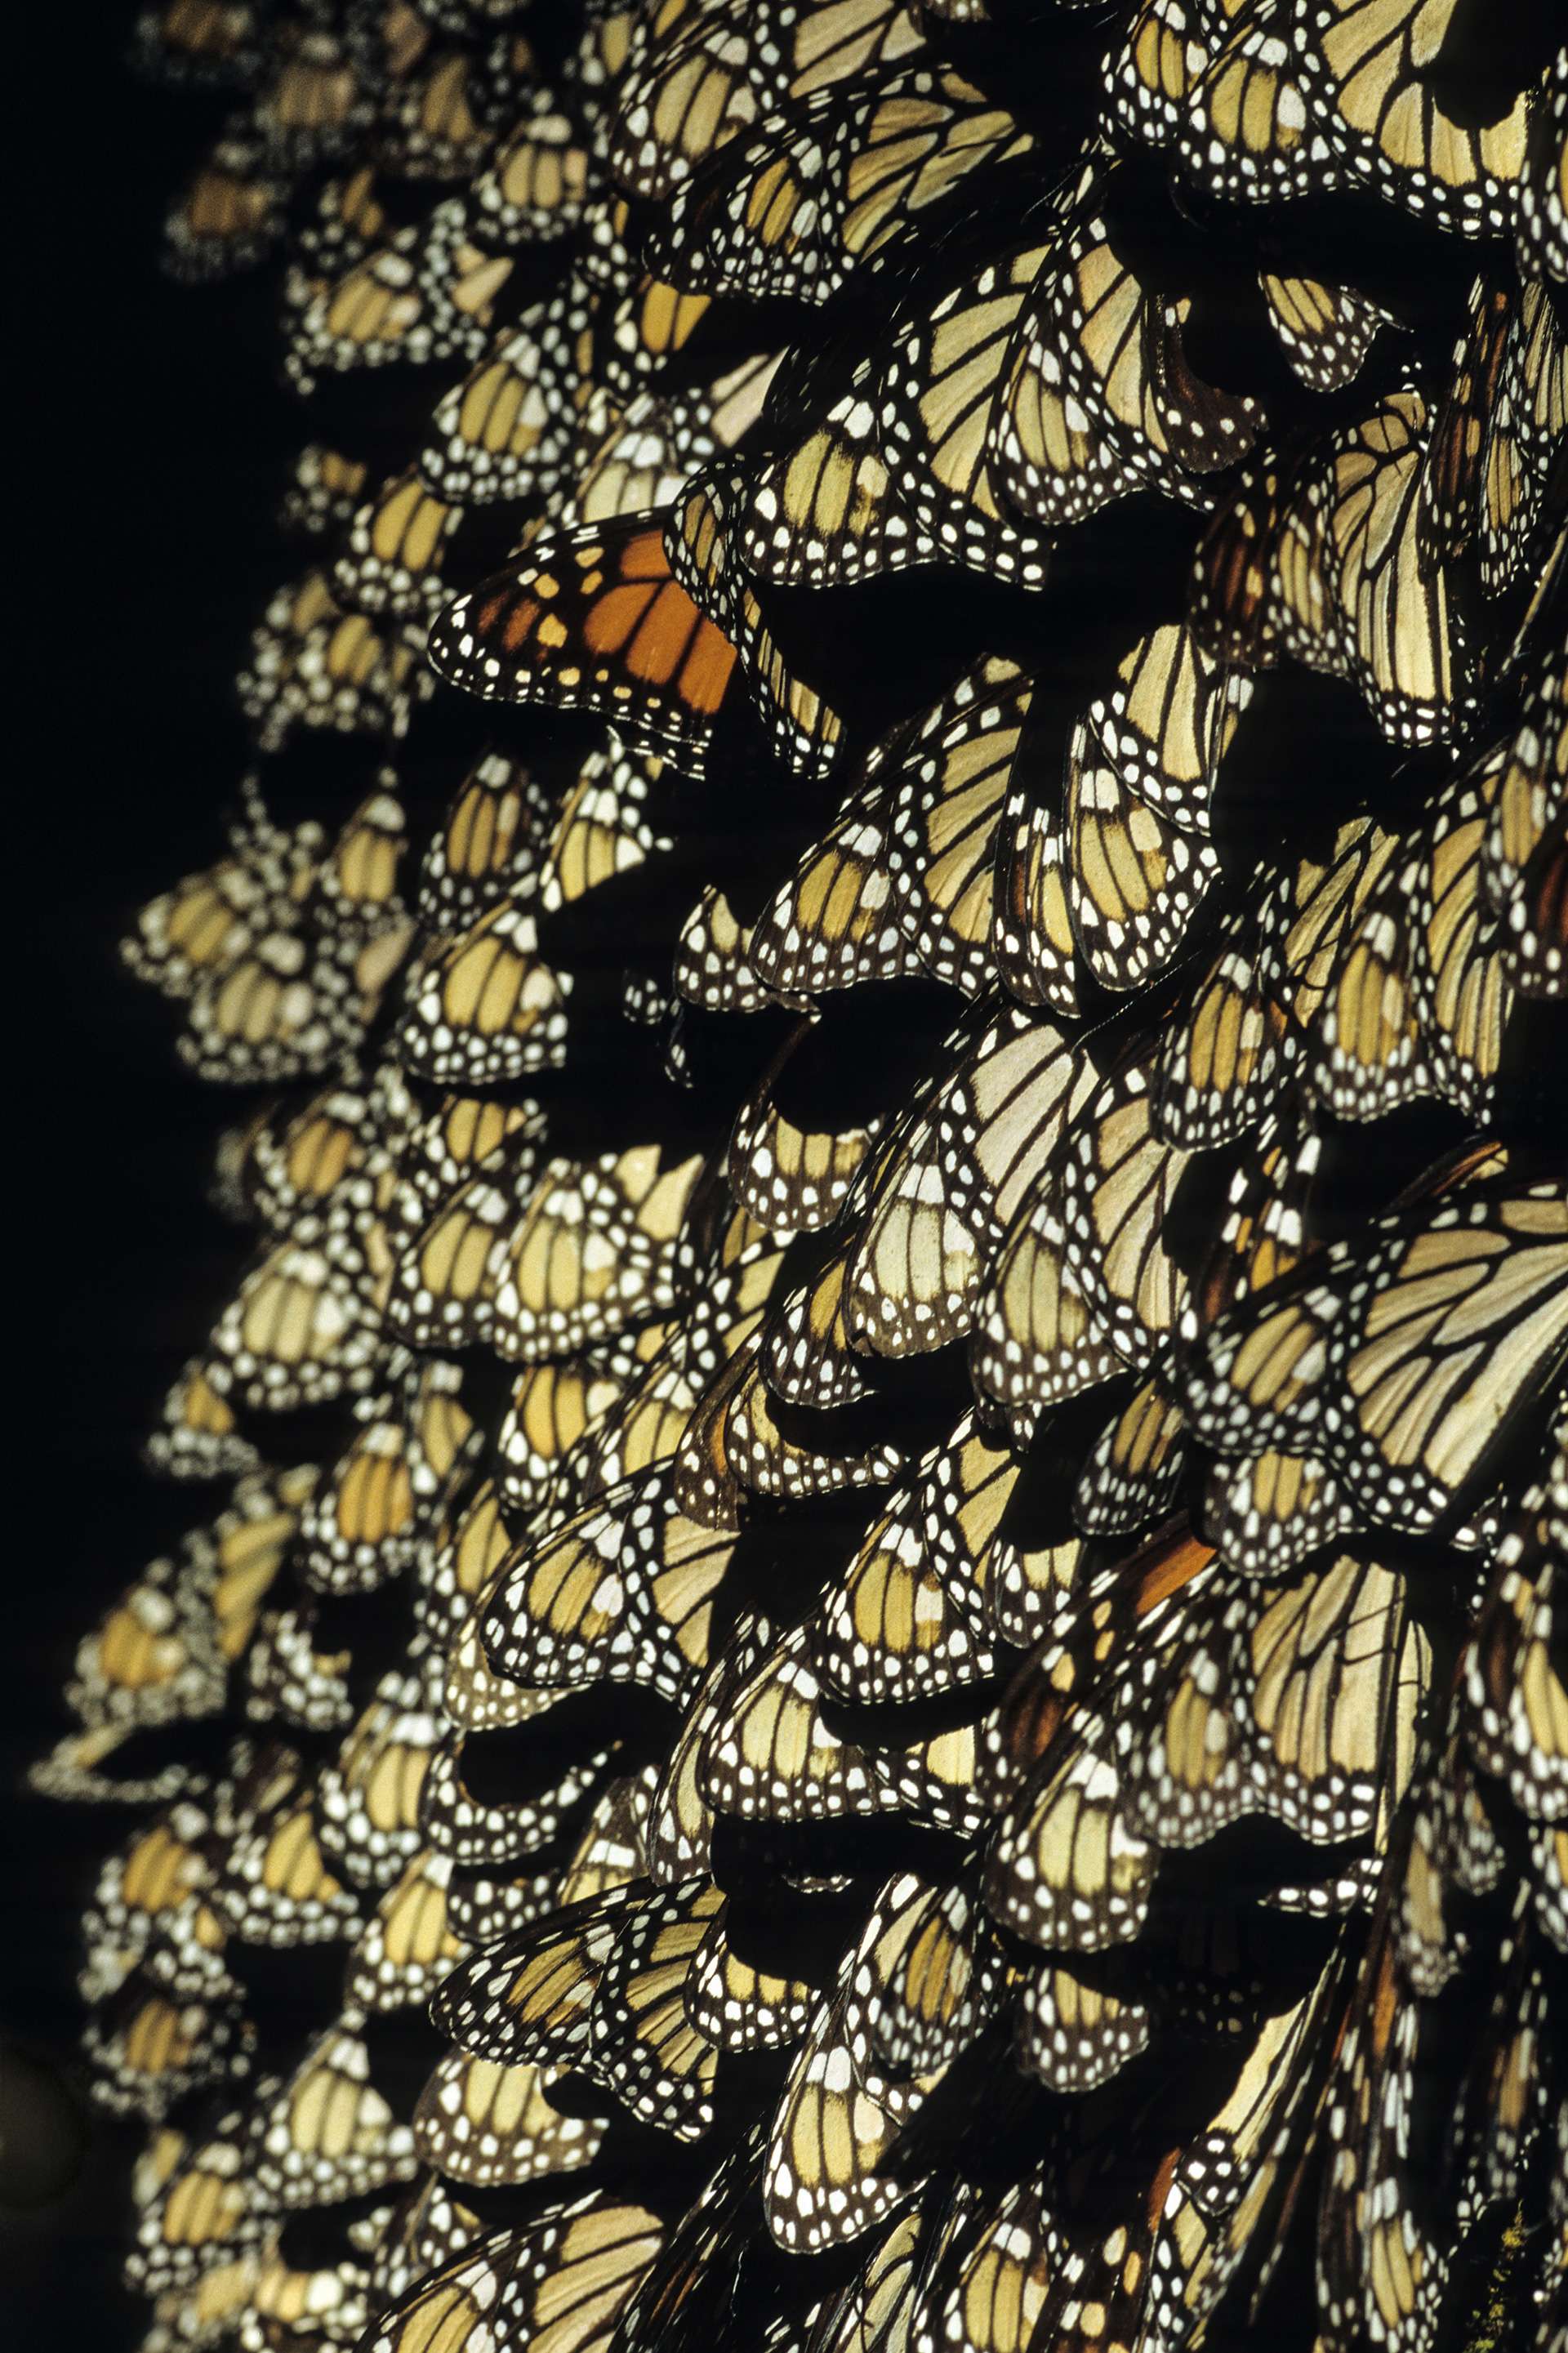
7,11 -> 306,2340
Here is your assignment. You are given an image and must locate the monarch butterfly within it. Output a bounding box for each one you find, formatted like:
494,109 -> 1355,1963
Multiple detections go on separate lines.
1462,1450 -> 1566,1825
333,467 -> 461,615
283,443 -> 371,541
1516,43 -> 1568,283
420,277 -> 607,506
877,233 -> 1061,587
1172,8 -> 1345,208
240,1073 -> 392,1235
471,87 -> 598,243
317,1654 -> 448,1887
557,1767 -> 659,1908
301,1361 -> 476,1595
915,2166 -> 1062,2353
412,2051 -> 608,2188
132,1 -> 265,87
723,1321 -> 914,1505
813,1463 -> 999,1705
71,1466 -> 312,1732
684,1899 -> 816,2052
207,1214 -> 392,1412
122,784 -> 323,1004
586,1877 -> 724,2137
296,158 -> 389,278
1486,671 -> 1566,1001
435,1887 -> 638,2069
252,2017 -> 419,2207
747,778 -> 920,995
555,352 -> 783,540
376,41 -> 519,183
123,2101 -> 261,2297
285,198 -> 514,393
536,739 -> 675,913
211,1744 -> 362,1946
1194,390 -> 1472,746
1420,275 -> 1567,597
1178,1180 -> 1568,1534
345,1847 -> 466,2014
430,515 -> 753,773
418,1730 -> 616,1869
250,20 -> 368,165
496,1327 -> 665,1517
637,1623 -> 770,1886
416,752 -> 557,926
991,172 -> 1266,533
82,1803 -> 235,2008
1072,1371 -> 1188,1535
163,127 -> 287,279
879,657 -> 1035,993
483,1468 -> 734,1702
396,899 -> 573,1086
703,1622 -> 982,1830
363,2194 -> 662,2353
1290,0 -> 1534,238
844,1006 -> 1089,1361
1154,815 -> 1402,1148
674,883 -> 777,1012
244,1600 -> 354,1733
80,1976 -> 256,2119
368,2173 -> 484,2317
1258,270 -> 1398,395
608,0 -> 924,203
840,1872 -> 1004,2077
490,1143 -> 704,1359
651,61 -> 1031,307
730,1024 -> 881,1231
442,1561 -> 568,1735
238,570 -> 431,750
1124,1552 -> 1431,1851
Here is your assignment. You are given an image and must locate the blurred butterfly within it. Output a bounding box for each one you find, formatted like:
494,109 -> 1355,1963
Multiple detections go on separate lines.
285,197 -> 513,393
316,1653 -> 448,1888
81,1976 -> 255,2119
123,2100 -> 263,2299
345,1847 -> 467,2014
163,124 -> 287,279
212,1743 -> 361,1946
238,571 -> 430,750
471,87 -> 598,243
132,2 -> 266,87
252,2017 -> 418,2208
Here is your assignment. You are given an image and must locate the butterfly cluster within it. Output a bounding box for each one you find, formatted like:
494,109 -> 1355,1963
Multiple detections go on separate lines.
40,2 -> 1567,2351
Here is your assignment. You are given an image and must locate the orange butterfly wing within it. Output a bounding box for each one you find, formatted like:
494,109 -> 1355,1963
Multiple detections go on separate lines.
431,518 -> 739,773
